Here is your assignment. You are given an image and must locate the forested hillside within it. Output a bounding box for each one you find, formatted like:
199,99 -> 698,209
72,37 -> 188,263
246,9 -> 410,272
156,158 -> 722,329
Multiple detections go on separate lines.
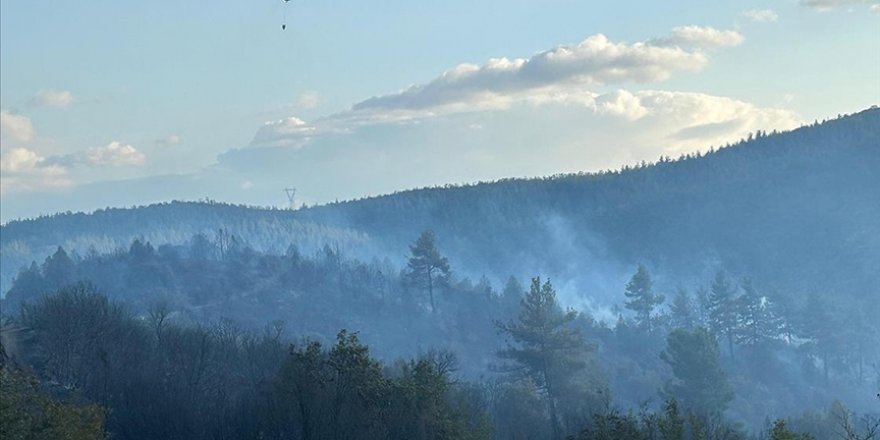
1,108 -> 879,439
290,107 -> 880,304
3,108 -> 878,308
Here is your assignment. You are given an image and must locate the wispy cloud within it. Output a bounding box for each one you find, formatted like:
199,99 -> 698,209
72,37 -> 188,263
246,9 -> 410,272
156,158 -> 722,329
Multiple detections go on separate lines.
800,0 -> 880,11
649,26 -> 745,48
740,9 -> 779,23
30,90 -> 75,108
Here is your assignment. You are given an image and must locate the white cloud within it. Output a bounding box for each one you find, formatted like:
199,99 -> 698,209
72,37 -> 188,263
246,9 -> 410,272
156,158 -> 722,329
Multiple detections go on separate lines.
0,147 -> 71,194
346,27 -> 743,116
0,111 -> 35,143
871,3 -> 880,12
740,9 -> 779,23
85,141 -> 147,166
297,92 -> 320,109
800,0 -> 880,11
629,90 -> 800,149
254,26 -> 754,149
0,147 -> 43,173
221,88 -> 803,217
30,90 -> 75,108
596,90 -> 649,120
0,140 -> 148,194
650,26 -> 745,48
255,117 -> 316,146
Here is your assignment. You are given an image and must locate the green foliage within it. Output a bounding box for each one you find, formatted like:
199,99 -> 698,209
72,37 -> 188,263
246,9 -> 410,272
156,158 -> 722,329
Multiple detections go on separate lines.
660,328 -> 733,415
658,400 -> 686,440
707,271 -> 738,358
668,288 -> 696,330
272,330 -> 491,440
405,230 -> 451,313
10,284 -> 490,440
735,279 -> 780,347
798,293 -> 846,383
623,265 -> 664,331
496,277 -> 605,438
769,420 -> 814,440
2,235 -> 508,377
573,399 -> 748,440
487,380 -> 551,439
0,366 -> 107,440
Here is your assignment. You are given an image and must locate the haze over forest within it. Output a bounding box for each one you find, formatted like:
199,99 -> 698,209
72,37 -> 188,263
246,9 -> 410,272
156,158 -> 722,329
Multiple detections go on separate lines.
1,1 -> 879,439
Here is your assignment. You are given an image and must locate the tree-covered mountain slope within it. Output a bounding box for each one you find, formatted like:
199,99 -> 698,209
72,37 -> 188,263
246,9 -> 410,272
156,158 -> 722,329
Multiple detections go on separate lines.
2,108 -> 878,305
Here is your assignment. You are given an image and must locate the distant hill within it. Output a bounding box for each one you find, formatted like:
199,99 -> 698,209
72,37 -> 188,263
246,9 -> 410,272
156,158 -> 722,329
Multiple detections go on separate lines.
2,108 -> 879,306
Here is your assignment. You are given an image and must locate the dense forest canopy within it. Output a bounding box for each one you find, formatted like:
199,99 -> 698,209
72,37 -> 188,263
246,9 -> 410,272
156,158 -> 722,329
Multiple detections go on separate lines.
1,226 -> 878,436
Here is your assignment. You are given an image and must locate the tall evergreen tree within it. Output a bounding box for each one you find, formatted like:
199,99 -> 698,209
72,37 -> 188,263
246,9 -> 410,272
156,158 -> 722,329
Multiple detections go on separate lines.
693,286 -> 711,328
498,275 -> 525,320
42,247 -> 75,290
735,278 -> 780,347
660,328 -> 733,416
495,277 -> 601,440
669,288 -> 696,330
707,271 -> 738,358
405,231 -> 451,313
4,262 -> 46,309
623,264 -> 664,331
799,293 -> 842,384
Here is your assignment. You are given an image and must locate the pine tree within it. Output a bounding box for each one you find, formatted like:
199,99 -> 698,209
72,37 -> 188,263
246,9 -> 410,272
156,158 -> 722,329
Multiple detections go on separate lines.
500,276 -> 524,317
660,328 -> 733,415
693,286 -> 711,328
735,278 -> 780,347
42,247 -> 75,290
495,277 -> 600,440
799,293 -> 842,384
405,231 -> 451,313
707,271 -> 738,358
4,262 -> 46,308
669,288 -> 696,330
623,264 -> 664,330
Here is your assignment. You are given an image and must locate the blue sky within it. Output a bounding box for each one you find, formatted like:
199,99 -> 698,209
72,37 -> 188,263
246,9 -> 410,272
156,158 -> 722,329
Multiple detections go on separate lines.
1,0 -> 878,221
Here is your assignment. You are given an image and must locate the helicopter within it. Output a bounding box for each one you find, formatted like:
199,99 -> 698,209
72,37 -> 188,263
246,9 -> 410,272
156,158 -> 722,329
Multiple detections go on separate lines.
281,0 -> 291,30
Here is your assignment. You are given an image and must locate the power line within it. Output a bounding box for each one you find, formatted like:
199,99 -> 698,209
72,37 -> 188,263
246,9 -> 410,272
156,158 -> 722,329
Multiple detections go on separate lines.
283,187 -> 297,210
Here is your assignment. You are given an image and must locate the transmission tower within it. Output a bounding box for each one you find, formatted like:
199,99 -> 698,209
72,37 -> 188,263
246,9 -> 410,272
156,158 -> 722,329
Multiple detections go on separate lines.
284,187 -> 297,210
